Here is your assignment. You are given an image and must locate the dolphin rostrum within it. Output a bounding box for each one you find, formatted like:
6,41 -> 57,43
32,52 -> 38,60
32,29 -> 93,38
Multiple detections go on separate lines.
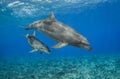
25,12 -> 92,51
26,31 -> 51,54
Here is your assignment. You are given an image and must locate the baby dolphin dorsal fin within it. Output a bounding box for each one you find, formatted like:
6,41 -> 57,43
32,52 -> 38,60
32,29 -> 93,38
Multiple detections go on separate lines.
32,31 -> 36,36
52,42 -> 68,48
49,12 -> 55,20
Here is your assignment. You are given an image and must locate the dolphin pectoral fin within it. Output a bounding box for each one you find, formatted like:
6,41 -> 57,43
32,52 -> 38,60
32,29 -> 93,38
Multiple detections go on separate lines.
32,31 -> 36,36
52,42 -> 68,49
29,49 -> 38,53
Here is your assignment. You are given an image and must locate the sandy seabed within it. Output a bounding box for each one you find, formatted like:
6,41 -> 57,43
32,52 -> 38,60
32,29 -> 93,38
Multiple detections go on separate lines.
0,56 -> 120,79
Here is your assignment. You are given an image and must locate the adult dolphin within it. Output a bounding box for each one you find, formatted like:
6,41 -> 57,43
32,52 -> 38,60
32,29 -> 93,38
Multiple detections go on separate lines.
25,12 -> 92,51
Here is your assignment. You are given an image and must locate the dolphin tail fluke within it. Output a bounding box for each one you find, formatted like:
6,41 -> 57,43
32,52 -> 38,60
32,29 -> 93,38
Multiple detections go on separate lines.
19,25 -> 26,29
52,42 -> 68,49
19,25 -> 30,30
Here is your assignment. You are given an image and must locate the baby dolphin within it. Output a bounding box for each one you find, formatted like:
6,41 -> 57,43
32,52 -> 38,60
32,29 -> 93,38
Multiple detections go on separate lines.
25,12 -> 92,51
26,31 -> 51,54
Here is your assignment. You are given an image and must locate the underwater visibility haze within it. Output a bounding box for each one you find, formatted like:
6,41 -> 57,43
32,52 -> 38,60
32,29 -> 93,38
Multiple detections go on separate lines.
0,0 -> 120,79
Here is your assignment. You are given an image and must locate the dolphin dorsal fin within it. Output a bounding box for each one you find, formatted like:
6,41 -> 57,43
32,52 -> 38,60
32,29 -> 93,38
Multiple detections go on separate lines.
49,12 -> 55,20
32,31 -> 36,36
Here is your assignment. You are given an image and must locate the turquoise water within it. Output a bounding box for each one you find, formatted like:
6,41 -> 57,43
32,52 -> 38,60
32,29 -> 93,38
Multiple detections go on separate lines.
0,0 -> 120,79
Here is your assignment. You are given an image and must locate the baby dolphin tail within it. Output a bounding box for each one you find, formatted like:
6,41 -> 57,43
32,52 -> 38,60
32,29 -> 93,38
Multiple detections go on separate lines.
26,31 -> 51,54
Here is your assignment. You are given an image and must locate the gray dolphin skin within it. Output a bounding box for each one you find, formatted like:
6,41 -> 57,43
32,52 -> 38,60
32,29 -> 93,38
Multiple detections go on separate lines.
25,12 -> 92,51
26,31 -> 51,54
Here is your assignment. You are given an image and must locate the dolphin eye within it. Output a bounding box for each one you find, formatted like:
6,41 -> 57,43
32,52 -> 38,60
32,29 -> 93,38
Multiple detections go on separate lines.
29,37 -> 34,40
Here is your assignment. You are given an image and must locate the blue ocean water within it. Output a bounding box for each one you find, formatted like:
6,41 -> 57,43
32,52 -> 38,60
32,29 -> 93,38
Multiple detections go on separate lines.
0,0 -> 120,79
